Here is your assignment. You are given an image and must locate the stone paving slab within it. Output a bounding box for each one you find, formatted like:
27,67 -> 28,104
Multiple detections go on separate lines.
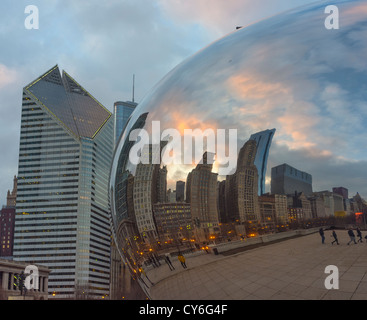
144,229 -> 367,300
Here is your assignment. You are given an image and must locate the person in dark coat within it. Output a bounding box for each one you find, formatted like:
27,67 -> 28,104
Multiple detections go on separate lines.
331,230 -> 339,245
356,227 -> 363,243
164,254 -> 175,271
347,228 -> 357,245
319,228 -> 325,244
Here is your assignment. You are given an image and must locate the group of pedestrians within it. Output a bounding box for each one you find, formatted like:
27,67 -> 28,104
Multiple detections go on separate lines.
164,252 -> 187,270
319,227 -> 365,245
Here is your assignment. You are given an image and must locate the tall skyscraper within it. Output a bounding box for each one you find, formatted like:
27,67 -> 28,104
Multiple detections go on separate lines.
225,140 -> 260,226
271,163 -> 313,196
114,100 -> 137,146
176,181 -> 185,202
186,152 -> 219,241
13,65 -> 113,299
249,128 -> 276,195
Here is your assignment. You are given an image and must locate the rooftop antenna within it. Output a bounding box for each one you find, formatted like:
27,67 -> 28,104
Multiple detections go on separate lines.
132,74 -> 135,103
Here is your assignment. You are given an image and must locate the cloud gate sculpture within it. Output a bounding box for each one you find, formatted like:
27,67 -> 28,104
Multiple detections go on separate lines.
110,0 -> 367,299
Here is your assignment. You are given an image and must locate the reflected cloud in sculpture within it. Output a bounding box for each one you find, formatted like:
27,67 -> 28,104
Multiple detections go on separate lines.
110,0 -> 367,298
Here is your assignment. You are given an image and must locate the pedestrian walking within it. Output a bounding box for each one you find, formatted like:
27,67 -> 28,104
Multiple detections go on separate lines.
164,253 -> 175,271
319,227 -> 325,244
178,253 -> 187,269
347,228 -> 357,245
356,227 -> 363,243
139,265 -> 154,286
331,230 -> 339,245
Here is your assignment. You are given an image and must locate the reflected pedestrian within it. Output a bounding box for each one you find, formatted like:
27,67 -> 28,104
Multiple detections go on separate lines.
331,230 -> 339,245
178,253 -> 187,269
356,227 -> 363,243
139,265 -> 154,286
164,253 -> 175,271
347,228 -> 357,245
319,228 -> 325,244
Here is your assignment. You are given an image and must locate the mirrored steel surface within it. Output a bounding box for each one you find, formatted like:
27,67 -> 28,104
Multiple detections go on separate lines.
110,0 -> 367,297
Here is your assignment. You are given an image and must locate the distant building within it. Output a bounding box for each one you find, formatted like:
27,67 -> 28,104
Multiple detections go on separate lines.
6,176 -> 17,207
332,187 -> 348,199
308,194 -> 327,218
132,142 -> 167,244
259,193 -> 288,226
186,152 -> 219,241
0,259 -> 50,300
0,207 -> 16,258
176,181 -> 185,202
258,195 -> 276,232
225,140 -> 260,225
114,100 -> 137,146
288,192 -> 312,220
167,189 -> 177,203
271,163 -> 313,196
153,202 -> 192,241
1,176 -> 17,258
249,128 -> 276,195
312,191 -> 344,216
217,180 -> 227,223
333,187 -> 349,212
133,162 -> 160,243
157,166 -> 167,203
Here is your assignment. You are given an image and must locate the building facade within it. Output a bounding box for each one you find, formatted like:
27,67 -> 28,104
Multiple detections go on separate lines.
271,163 -> 313,196
225,140 -> 260,226
176,181 -> 185,202
1,177 -> 17,258
249,128 -> 276,195
0,207 -> 16,258
6,176 -> 17,207
0,259 -> 50,300
153,202 -> 192,242
186,152 -> 219,241
13,65 -> 113,299
113,100 -> 137,146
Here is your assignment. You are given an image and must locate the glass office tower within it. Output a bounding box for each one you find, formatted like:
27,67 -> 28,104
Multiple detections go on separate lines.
13,65 -> 113,299
249,129 -> 276,196
113,100 -> 137,146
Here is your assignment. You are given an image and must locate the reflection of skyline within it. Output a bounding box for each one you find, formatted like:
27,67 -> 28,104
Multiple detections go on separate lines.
106,0 -> 367,297
118,0 -> 367,199
112,122 -> 275,264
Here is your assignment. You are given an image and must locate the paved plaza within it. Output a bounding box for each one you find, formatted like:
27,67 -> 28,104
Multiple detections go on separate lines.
145,229 -> 367,300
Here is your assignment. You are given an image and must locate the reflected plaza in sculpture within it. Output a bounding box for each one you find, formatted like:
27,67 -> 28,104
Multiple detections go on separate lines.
110,0 -> 367,299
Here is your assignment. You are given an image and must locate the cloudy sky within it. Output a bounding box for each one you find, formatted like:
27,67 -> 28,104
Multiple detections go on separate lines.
1,0 -> 366,205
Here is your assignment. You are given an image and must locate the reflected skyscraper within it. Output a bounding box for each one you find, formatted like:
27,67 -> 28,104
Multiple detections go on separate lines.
186,152 -> 219,241
271,163 -> 313,196
225,139 -> 260,233
249,129 -> 276,196
13,65 -> 113,299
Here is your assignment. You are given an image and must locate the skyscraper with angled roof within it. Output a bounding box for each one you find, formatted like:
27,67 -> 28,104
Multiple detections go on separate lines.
13,65 -> 113,299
